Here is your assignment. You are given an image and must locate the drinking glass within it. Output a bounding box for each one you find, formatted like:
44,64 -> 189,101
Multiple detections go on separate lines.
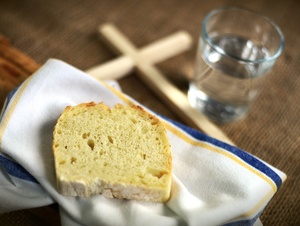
188,7 -> 284,123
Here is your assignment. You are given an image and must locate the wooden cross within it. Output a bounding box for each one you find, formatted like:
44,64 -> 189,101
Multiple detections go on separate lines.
87,24 -> 234,145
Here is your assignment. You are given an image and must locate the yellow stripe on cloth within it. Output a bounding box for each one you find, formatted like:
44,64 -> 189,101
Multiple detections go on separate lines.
0,76 -> 34,143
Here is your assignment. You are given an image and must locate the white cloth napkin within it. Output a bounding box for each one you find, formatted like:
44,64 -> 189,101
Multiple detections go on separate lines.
0,59 -> 286,226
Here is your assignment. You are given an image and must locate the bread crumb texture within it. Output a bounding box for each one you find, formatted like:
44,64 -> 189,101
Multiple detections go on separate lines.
53,102 -> 172,202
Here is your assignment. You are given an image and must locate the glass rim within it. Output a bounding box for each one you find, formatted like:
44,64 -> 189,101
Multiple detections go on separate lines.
202,6 -> 285,64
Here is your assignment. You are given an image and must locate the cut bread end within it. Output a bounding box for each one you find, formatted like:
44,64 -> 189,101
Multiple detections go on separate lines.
52,102 -> 172,202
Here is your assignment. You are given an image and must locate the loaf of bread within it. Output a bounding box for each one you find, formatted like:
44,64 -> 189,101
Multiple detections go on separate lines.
52,102 -> 172,202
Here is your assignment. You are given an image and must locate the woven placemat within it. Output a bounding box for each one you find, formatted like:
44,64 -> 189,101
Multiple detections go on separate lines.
1,0 -> 299,225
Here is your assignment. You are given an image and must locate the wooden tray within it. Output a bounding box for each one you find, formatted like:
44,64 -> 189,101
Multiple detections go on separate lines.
0,35 -> 41,108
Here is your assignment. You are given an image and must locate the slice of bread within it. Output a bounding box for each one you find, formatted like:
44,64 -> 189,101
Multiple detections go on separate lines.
52,102 -> 172,202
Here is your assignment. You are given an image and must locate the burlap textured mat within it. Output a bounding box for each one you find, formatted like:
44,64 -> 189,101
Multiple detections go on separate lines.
0,0 -> 299,225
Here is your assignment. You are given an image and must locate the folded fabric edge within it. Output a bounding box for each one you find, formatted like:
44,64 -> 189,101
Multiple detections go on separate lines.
164,117 -> 284,191
223,210 -> 262,226
102,79 -> 286,226
102,80 -> 285,193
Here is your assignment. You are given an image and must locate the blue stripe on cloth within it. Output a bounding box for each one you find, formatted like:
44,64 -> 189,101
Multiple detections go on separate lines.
0,154 -> 38,183
5,86 -> 19,109
162,117 -> 283,191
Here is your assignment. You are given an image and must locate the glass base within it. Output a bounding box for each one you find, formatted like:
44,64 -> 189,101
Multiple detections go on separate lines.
188,86 -> 249,124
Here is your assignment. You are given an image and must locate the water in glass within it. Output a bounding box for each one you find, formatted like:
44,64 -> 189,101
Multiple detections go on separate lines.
188,34 -> 273,123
